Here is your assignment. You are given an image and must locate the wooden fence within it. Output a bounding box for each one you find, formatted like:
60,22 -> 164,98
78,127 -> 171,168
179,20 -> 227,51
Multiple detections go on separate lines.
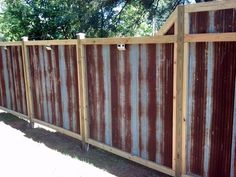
0,1 -> 236,177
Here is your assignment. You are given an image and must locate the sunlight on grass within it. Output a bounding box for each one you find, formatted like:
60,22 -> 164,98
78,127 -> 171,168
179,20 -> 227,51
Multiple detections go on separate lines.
0,121 -> 116,177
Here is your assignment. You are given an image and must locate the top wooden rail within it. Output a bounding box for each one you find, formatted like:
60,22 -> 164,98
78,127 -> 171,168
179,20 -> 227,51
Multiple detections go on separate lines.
25,39 -> 77,46
1,33 -> 236,47
0,41 -> 22,46
0,36 -> 177,46
185,0 -> 236,13
81,35 -> 176,45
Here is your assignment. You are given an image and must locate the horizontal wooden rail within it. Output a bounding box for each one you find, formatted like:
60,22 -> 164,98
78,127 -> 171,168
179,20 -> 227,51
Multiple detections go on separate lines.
81,35 -> 177,45
0,106 -> 29,120
32,118 -> 82,141
87,138 -> 175,176
0,41 -> 22,46
185,33 -> 236,42
185,0 -> 236,13
25,39 -> 77,46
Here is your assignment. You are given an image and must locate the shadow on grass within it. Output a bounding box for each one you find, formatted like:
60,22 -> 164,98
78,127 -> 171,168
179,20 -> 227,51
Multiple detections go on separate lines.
0,112 -> 169,177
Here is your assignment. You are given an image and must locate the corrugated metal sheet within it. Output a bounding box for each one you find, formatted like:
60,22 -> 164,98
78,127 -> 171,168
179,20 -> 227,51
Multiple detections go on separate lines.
165,24 -> 175,35
0,46 -> 28,115
27,45 -> 80,133
186,9 -> 236,177
86,43 -> 174,167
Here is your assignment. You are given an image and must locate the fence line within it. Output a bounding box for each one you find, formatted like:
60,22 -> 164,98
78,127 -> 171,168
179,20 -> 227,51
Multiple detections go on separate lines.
0,1 -> 235,177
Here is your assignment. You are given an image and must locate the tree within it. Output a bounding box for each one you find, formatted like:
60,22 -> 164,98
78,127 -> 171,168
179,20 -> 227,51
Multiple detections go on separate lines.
0,0 -> 186,41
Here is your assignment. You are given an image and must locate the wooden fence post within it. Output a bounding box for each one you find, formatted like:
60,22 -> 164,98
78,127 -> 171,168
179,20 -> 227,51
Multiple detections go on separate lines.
76,33 -> 89,151
175,5 -> 185,177
182,9 -> 190,175
21,36 -> 34,127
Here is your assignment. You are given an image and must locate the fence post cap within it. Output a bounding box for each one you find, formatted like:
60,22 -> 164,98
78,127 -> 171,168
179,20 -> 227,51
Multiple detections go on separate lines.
21,36 -> 28,41
76,33 -> 86,39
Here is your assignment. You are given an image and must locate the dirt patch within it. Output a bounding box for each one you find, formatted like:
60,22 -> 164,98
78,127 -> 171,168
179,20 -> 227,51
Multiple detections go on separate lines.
0,112 -> 170,177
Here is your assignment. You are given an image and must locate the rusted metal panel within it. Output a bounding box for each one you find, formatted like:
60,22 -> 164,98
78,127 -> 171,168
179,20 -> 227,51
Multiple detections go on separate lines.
0,46 -> 27,115
232,82 -> 236,177
187,42 -> 214,176
209,42 -> 236,177
187,9 -> 236,177
165,24 -> 175,35
27,45 -> 80,133
190,9 -> 236,34
86,43 -> 174,167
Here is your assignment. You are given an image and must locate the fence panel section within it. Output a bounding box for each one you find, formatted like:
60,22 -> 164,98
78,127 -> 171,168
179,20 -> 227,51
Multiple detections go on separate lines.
185,8 -> 236,177
0,45 -> 28,115
86,43 -> 174,168
27,45 -> 80,133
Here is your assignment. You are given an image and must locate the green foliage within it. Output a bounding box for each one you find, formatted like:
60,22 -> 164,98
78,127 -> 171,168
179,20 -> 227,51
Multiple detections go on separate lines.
0,0 -> 186,41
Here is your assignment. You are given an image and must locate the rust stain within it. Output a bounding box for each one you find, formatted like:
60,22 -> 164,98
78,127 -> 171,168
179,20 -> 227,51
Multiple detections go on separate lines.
138,45 -> 142,158
28,46 -> 36,118
37,46 -> 44,122
187,8 -> 236,177
65,45 -> 73,130
12,46 -> 19,111
138,44 -> 151,160
48,46 -> 56,124
97,45 -> 105,143
190,42 -> 207,176
28,45 -> 80,133
52,46 -> 63,127
86,45 -> 114,143
163,43 -> 174,167
7,47 -> 15,110
0,48 -> 7,108
0,48 -> 5,106
147,44 -> 157,162
214,9 -> 236,33
124,45 -> 131,153
71,45 -> 80,133
165,24 -> 175,35
15,46 -> 23,113
0,46 -> 27,115
86,45 -> 99,140
110,44 -> 122,149
190,11 -> 209,34
208,42 -> 236,177
87,44 -> 173,166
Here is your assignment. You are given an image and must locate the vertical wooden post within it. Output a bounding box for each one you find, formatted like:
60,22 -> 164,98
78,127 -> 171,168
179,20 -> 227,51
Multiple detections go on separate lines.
175,5 -> 185,177
172,22 -> 177,172
182,11 -> 190,175
21,36 -> 33,127
172,20 -> 177,171
76,33 -> 89,151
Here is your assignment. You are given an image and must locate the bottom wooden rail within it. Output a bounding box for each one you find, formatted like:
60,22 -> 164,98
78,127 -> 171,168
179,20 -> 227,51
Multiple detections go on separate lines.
87,138 -> 175,176
0,106 -> 29,121
32,118 -> 82,141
